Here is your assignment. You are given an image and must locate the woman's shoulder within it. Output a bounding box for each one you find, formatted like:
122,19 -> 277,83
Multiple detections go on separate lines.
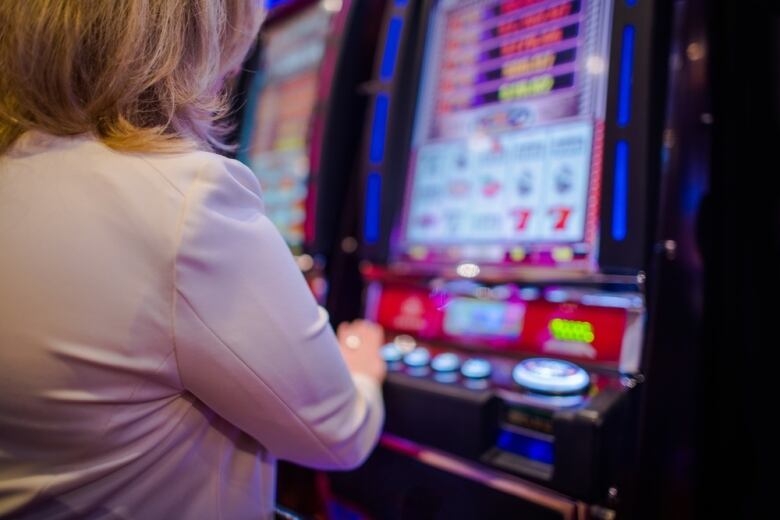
7,131 -> 259,201
136,148 -> 261,201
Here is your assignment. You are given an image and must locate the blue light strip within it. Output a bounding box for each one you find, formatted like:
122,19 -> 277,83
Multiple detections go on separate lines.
380,17 -> 404,81
625,0 -> 637,6
265,0 -> 290,10
394,0 -> 409,7
369,94 -> 389,164
364,173 -> 382,244
617,25 -> 636,127
612,140 -> 629,241
496,430 -> 554,465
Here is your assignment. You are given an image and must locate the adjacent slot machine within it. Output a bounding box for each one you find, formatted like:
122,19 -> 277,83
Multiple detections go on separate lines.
233,2 -> 388,515
236,0 -> 383,306
327,0 -> 673,517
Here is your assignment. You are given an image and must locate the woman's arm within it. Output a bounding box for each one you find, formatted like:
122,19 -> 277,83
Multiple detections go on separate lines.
171,156 -> 384,470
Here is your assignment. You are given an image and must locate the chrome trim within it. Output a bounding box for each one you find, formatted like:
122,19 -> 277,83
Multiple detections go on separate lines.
380,433 -> 580,520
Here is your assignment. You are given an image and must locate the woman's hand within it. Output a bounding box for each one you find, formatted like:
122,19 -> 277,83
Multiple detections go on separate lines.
337,320 -> 387,384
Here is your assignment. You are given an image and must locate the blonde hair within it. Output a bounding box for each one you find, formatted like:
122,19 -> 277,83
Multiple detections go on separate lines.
0,0 -> 264,154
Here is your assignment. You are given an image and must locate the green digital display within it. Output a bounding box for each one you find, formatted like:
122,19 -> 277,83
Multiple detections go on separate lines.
549,318 -> 595,344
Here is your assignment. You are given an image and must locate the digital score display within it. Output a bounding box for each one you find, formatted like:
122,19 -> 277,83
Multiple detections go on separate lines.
443,298 -> 526,338
240,5 -> 332,252
548,318 -> 595,343
372,284 -> 628,365
397,0 -> 614,270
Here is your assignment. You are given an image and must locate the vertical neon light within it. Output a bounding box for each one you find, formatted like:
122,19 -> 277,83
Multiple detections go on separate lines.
365,173 -> 382,243
617,25 -> 636,127
612,141 -> 629,241
369,95 -> 389,164
380,17 -> 404,81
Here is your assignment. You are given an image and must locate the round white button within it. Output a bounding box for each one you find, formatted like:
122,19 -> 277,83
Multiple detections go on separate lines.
431,353 -> 460,372
461,358 -> 492,379
380,343 -> 403,363
403,347 -> 431,368
512,358 -> 589,394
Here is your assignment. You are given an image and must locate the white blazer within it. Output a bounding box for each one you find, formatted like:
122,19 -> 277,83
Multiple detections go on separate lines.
0,132 -> 384,519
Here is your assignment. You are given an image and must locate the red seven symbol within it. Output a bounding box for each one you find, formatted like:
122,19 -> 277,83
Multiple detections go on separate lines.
549,207 -> 572,230
511,208 -> 532,231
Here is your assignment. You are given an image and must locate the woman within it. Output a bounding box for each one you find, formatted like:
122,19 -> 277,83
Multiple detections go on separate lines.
0,1 -> 386,518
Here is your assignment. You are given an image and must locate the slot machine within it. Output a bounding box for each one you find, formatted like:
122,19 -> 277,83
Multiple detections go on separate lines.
232,0 -> 388,516
324,0 -> 692,517
235,0 -> 384,309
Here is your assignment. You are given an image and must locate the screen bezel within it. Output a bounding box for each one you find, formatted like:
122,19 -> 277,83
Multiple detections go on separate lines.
393,0 -> 615,273
359,0 -> 667,278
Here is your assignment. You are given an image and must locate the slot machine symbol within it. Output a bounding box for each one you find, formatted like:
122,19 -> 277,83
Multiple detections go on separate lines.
548,207 -> 572,231
482,178 -> 502,197
440,77 -> 456,91
415,214 -> 437,229
448,179 -> 471,197
555,166 -> 574,194
511,208 -> 532,232
456,154 -> 468,169
478,110 -> 509,132
517,170 -> 533,196
508,107 -> 532,128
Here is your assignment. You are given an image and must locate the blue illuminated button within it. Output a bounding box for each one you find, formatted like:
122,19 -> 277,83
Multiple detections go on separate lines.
380,343 -> 403,363
461,358 -> 492,379
544,289 -> 569,303
431,353 -> 460,372
519,287 -> 541,301
403,347 -> 431,368
512,358 -> 590,395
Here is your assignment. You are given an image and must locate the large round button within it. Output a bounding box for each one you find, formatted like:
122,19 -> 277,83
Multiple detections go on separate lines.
380,343 -> 403,363
461,358 -> 492,379
393,334 -> 417,353
512,358 -> 590,395
403,347 -> 431,368
431,353 -> 460,372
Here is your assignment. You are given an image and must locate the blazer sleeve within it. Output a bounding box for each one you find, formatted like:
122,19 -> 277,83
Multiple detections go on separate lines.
171,155 -> 384,470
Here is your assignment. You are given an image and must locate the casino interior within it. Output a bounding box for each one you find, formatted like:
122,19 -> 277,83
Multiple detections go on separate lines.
226,0 -> 775,517
1,0 -> 772,518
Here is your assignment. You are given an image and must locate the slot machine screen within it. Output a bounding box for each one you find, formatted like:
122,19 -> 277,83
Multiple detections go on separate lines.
240,5 -> 331,252
397,0 -> 614,270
